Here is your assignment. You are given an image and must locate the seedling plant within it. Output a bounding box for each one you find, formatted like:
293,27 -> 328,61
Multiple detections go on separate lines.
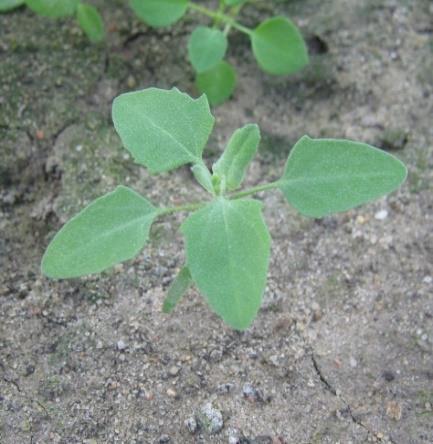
131,0 -> 309,105
0,0 -> 105,43
41,88 -> 407,330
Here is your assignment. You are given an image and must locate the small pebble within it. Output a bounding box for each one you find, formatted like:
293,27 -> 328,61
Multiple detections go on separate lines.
185,417 -> 197,434
166,388 -> 177,398
116,340 -> 127,351
195,402 -> 224,434
168,366 -> 180,377
349,357 -> 358,368
386,400 -> 402,420
375,209 -> 388,220
242,383 -> 264,402
158,435 -> 170,443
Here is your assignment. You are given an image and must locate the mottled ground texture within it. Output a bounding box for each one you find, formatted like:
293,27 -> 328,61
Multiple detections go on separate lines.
1,0 -> 432,443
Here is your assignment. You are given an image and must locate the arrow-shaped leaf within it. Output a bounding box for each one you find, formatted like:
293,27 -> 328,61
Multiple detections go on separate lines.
42,186 -> 158,278
181,198 -> 271,330
112,88 -> 215,173
279,136 -> 407,218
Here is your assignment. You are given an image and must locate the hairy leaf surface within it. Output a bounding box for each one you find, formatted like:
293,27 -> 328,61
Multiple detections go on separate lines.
112,88 -> 215,173
0,0 -> 24,11
77,2 -> 105,42
188,26 -> 228,73
196,61 -> 236,106
25,0 -> 78,17
42,186 -> 157,278
251,16 -> 308,75
181,198 -> 271,330
213,124 -> 260,191
279,136 -> 407,218
130,0 -> 187,27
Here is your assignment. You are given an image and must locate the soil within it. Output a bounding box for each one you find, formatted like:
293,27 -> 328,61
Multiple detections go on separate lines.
1,0 -> 432,443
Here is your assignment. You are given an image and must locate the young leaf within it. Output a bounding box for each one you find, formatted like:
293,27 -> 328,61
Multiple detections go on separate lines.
213,123 -> 260,191
130,0 -> 187,27
188,26 -> 228,73
191,163 -> 214,194
76,2 -> 105,43
163,266 -> 192,313
181,198 -> 271,330
251,16 -> 309,75
279,136 -> 408,218
112,88 -> 215,173
41,186 -> 158,279
0,0 -> 24,12
25,0 -> 78,17
196,61 -> 237,106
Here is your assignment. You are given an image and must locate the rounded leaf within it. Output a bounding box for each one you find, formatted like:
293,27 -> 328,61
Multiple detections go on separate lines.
279,136 -> 408,218
130,0 -> 187,27
188,26 -> 228,73
41,186 -> 157,278
251,16 -> 309,75
181,198 -> 271,330
112,88 -> 215,173
0,0 -> 24,12
25,0 -> 79,17
196,61 -> 237,106
76,2 -> 105,43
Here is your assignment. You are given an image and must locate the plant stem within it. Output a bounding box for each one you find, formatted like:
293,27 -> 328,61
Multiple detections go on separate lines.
158,201 -> 206,217
229,181 -> 281,199
188,2 -> 253,36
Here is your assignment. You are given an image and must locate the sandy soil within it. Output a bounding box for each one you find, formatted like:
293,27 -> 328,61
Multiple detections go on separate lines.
1,0 -> 432,443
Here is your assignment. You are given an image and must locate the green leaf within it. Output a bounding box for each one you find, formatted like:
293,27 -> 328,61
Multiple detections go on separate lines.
251,16 -> 309,75
76,2 -> 105,43
163,266 -> 192,313
130,0 -> 187,27
112,88 -> 215,173
196,61 -> 237,106
279,136 -> 408,218
191,163 -> 214,194
0,0 -> 24,12
213,123 -> 260,191
181,198 -> 271,330
25,0 -> 78,17
41,186 -> 158,278
188,26 -> 228,73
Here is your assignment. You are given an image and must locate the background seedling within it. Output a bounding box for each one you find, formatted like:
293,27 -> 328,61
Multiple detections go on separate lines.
0,0 -> 105,42
130,0 -> 309,105
41,87 -> 407,330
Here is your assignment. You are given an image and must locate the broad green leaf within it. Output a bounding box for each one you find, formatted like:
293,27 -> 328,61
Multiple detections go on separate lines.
25,0 -> 78,17
130,0 -> 187,27
196,61 -> 237,106
0,0 -> 24,12
251,16 -> 309,75
41,186 -> 157,278
163,266 -> 192,313
191,163 -> 214,194
188,26 -> 228,73
76,2 -> 105,43
279,136 -> 408,218
112,88 -> 215,173
181,198 -> 271,330
213,123 -> 260,191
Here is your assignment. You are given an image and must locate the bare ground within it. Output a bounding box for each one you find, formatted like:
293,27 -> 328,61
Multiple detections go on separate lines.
1,0 -> 432,443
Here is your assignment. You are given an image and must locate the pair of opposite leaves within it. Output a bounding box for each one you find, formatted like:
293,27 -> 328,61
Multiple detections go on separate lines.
42,88 -> 407,330
0,0 -> 105,42
130,0 -> 309,104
